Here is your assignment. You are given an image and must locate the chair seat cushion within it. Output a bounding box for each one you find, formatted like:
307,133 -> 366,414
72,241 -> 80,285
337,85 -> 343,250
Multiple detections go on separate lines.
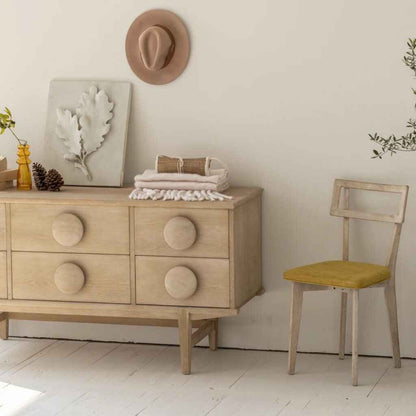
283,260 -> 390,289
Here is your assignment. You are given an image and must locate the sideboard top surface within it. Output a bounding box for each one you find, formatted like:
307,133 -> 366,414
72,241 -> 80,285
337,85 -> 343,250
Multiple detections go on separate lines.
0,186 -> 262,209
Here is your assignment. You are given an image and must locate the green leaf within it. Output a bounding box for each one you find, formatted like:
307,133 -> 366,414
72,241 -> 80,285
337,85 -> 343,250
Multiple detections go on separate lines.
4,107 -> 11,117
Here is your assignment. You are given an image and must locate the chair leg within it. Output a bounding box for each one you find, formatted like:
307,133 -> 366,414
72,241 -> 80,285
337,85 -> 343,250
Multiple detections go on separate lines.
288,282 -> 304,375
384,285 -> 401,368
351,289 -> 359,386
339,292 -> 348,360
178,310 -> 192,375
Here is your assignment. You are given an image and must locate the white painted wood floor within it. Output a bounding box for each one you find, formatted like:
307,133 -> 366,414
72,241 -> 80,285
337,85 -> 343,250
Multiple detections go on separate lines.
0,338 -> 414,415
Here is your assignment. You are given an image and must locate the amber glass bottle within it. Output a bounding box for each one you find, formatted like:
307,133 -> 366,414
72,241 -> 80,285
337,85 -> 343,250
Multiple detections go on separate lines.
16,144 -> 32,190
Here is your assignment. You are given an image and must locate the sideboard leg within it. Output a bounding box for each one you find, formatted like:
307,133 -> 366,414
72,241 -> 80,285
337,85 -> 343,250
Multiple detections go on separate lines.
208,318 -> 218,351
0,313 -> 8,340
178,310 -> 192,375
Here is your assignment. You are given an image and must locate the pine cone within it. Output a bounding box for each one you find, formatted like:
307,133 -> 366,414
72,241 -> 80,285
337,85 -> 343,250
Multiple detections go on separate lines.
45,169 -> 64,192
32,162 -> 48,191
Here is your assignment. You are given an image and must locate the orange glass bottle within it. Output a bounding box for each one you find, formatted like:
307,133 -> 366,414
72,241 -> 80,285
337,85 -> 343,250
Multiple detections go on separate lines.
16,144 -> 32,191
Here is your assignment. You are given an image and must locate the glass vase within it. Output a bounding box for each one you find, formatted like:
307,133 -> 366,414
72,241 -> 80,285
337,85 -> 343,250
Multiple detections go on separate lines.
16,144 -> 32,191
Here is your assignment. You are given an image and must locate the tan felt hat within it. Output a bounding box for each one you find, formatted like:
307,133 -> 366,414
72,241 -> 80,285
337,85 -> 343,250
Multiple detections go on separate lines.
125,9 -> 190,85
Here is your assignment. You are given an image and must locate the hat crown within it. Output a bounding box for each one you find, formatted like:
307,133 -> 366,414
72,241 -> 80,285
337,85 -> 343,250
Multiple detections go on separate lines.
138,26 -> 174,71
126,9 -> 190,84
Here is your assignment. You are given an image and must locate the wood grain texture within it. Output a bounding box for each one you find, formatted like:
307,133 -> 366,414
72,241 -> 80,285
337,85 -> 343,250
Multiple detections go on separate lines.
163,216 -> 197,250
52,213 -> 84,247
0,181 -> 13,191
136,256 -> 230,307
0,252 -> 7,299
11,204 -> 129,254
0,204 -> 6,251
178,309 -> 192,374
54,263 -> 85,295
191,320 -> 214,346
288,282 -> 303,375
209,318 -> 218,350
352,289 -> 359,386
0,186 -> 262,209
386,223 -> 402,281
229,195 -> 262,308
8,313 -> 211,328
339,291 -> 347,360
12,252 -> 130,304
5,204 -> 11,299
0,157 -> 7,172
0,340 -> 406,415
135,207 -> 228,258
0,299 -> 238,320
0,312 -> 8,340
384,285 -> 401,368
292,179 -> 408,384
339,188 -> 349,360
0,169 -> 18,182
0,185 -> 263,375
330,179 -> 409,223
342,187 -> 350,261
164,266 -> 198,300
129,207 -> 136,305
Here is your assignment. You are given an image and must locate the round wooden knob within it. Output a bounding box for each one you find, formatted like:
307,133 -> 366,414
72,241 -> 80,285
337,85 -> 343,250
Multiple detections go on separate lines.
54,263 -> 85,295
163,216 -> 197,250
52,213 -> 84,247
165,266 -> 197,300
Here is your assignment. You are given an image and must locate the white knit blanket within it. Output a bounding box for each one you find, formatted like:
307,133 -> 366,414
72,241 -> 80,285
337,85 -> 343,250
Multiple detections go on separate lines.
129,188 -> 233,201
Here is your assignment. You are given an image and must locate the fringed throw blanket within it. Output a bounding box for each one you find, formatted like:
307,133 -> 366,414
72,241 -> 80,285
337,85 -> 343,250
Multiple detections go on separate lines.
129,188 -> 233,201
134,169 -> 229,192
130,157 -> 232,202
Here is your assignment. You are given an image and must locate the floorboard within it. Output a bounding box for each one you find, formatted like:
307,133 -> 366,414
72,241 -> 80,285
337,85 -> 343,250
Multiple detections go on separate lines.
0,338 -> 413,416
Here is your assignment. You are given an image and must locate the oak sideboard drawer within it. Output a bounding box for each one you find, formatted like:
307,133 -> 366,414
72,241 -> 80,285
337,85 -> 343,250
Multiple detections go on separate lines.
11,204 -> 129,254
134,208 -> 229,258
0,252 -> 6,299
0,204 -> 6,251
12,252 -> 130,303
136,256 -> 230,308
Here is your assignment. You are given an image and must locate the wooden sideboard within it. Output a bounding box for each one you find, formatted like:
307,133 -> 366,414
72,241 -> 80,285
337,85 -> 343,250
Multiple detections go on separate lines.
0,186 -> 263,374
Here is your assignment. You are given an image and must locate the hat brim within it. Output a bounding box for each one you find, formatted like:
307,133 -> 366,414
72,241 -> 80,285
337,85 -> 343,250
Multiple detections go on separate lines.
125,9 -> 190,85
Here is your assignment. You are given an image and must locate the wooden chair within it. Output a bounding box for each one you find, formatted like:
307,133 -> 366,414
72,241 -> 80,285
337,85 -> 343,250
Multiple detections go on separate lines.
284,179 -> 409,386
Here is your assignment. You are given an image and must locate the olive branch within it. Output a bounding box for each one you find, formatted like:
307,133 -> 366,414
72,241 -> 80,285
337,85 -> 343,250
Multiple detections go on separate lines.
370,38 -> 416,158
0,107 -> 28,146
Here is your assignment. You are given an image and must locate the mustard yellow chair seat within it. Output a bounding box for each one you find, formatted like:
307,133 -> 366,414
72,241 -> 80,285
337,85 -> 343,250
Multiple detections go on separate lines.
284,260 -> 390,289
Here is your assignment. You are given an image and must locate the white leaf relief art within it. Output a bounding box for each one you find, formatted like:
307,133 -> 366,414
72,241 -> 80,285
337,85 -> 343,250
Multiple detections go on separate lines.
56,86 -> 114,180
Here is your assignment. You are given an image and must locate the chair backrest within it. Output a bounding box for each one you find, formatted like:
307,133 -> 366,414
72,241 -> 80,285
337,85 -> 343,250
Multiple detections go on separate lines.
330,179 -> 409,277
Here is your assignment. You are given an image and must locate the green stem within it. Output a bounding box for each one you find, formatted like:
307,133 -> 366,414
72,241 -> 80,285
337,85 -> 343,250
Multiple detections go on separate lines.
7,127 -> 26,146
8,128 -> 30,167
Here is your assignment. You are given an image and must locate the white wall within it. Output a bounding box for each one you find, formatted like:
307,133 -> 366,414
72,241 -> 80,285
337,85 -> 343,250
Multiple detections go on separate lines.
1,0 -> 416,357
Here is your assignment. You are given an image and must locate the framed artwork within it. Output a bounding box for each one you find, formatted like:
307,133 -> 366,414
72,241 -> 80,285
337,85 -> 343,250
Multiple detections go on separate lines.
44,80 -> 131,187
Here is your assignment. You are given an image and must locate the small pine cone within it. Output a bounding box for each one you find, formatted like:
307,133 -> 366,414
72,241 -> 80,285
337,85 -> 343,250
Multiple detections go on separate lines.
45,169 -> 64,192
32,162 -> 48,191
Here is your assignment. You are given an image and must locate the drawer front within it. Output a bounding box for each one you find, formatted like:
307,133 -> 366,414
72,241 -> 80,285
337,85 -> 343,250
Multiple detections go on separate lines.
136,256 -> 230,308
11,204 -> 129,254
135,208 -> 229,258
12,252 -> 130,303
0,204 -> 5,251
0,252 -> 6,299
